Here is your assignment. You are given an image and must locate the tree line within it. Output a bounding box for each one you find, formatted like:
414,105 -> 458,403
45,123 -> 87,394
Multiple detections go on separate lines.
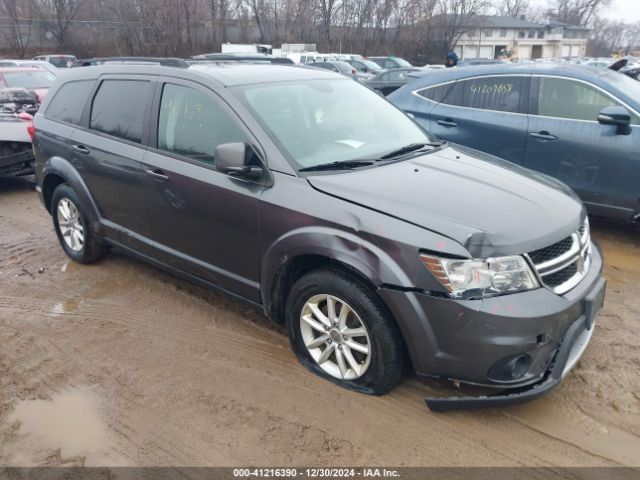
0,0 -> 637,63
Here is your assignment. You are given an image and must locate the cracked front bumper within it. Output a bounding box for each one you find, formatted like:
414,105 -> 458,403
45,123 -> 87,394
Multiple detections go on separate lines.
425,276 -> 606,412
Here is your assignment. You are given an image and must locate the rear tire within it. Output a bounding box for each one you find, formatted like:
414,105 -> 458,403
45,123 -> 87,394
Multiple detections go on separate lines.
286,268 -> 403,395
51,184 -> 106,263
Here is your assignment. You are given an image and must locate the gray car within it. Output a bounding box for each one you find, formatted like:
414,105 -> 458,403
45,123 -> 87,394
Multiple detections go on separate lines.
365,68 -> 423,96
389,63 -> 640,223
33,64 -> 605,411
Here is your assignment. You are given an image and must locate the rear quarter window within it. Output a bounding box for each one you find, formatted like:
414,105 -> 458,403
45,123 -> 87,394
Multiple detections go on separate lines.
45,80 -> 95,125
417,82 -> 456,103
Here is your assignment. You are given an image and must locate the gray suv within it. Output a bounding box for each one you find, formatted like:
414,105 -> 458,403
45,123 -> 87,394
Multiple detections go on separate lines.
33,64 -> 606,411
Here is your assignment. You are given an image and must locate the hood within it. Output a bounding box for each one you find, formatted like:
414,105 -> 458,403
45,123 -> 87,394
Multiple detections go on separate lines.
307,145 -> 584,258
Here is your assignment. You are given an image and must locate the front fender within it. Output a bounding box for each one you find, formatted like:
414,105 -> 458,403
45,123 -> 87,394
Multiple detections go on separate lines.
261,225 -> 413,314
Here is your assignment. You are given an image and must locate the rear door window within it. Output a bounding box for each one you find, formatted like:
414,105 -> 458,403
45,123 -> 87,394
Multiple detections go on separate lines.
157,83 -> 245,165
90,80 -> 152,143
46,80 -> 94,125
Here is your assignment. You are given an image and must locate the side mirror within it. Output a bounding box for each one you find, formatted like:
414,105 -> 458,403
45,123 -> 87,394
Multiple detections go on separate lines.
598,106 -> 631,135
215,143 -> 263,179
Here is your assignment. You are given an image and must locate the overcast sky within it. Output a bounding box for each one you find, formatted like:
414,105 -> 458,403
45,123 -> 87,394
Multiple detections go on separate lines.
529,0 -> 640,23
600,0 -> 640,22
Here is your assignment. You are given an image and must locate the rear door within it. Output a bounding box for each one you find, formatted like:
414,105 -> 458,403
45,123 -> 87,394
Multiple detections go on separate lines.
71,75 -> 154,243
140,78 -> 265,301
423,75 -> 530,164
524,76 -> 640,221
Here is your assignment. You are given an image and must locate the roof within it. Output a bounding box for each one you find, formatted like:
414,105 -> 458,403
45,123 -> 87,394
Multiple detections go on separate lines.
430,14 -> 589,30
547,21 -> 591,31
0,66 -> 46,73
50,63 -> 344,88
406,62 -> 632,94
431,14 -> 545,29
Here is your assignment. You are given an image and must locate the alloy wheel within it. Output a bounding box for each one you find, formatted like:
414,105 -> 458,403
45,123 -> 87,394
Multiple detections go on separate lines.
57,197 -> 85,252
299,294 -> 372,380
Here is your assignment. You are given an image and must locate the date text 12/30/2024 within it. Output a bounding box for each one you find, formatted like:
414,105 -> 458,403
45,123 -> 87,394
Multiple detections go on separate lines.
233,468 -> 401,478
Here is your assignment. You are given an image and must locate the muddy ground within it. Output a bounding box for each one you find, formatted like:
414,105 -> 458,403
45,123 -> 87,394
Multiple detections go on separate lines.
1,176 -> 640,469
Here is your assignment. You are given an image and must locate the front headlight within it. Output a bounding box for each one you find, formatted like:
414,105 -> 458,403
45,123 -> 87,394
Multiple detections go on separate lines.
420,254 -> 539,299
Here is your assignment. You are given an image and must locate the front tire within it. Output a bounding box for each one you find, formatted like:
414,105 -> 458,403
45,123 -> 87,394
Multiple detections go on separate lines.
286,268 -> 403,395
51,184 -> 106,263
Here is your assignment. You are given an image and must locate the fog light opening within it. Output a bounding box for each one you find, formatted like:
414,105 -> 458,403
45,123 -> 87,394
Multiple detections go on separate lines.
511,355 -> 531,379
488,354 -> 532,382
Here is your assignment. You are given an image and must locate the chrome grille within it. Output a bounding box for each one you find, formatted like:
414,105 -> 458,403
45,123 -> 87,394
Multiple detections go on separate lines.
526,218 -> 591,295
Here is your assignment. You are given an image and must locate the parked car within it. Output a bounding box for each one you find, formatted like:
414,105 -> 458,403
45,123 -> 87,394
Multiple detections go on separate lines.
346,58 -> 384,75
33,64 -> 605,411
389,63 -> 640,223
368,56 -> 412,69
1,88 -> 37,176
457,58 -> 507,67
365,67 -> 423,96
621,65 -> 640,81
32,54 -> 77,68
0,59 -> 59,76
0,66 -> 55,102
308,60 -> 366,80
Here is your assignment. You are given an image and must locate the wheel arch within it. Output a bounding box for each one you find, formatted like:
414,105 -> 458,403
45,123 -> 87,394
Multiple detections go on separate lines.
262,227 -> 411,320
41,156 -> 101,227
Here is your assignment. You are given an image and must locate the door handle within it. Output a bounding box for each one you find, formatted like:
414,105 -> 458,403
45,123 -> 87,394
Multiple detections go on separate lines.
437,119 -> 458,128
530,131 -> 558,141
145,168 -> 170,182
72,144 -> 90,154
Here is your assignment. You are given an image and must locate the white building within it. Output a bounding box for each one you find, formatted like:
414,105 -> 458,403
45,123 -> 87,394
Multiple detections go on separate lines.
448,16 -> 590,60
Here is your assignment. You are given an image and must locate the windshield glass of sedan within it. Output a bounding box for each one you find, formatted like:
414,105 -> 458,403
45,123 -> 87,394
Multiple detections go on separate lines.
236,79 -> 435,169
604,69 -> 640,107
3,71 -> 54,88
361,60 -> 382,71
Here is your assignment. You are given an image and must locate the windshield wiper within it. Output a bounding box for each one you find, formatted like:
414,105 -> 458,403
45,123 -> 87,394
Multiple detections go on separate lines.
378,141 -> 445,160
298,160 -> 375,172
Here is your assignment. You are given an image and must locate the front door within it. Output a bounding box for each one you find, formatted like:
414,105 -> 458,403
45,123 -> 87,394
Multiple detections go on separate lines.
524,76 -> 640,221
141,79 -> 264,301
424,75 -> 530,165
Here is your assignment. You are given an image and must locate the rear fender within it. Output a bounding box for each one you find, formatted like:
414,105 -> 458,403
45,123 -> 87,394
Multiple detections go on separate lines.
42,156 -> 101,230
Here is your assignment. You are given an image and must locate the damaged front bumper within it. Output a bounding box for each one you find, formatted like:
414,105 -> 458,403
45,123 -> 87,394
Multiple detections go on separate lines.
426,276 -> 606,412
0,144 -> 35,176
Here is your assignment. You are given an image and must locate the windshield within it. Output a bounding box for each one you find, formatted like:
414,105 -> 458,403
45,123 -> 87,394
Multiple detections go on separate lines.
48,56 -> 75,67
394,58 -> 412,67
604,70 -> 640,105
235,79 -> 436,170
361,60 -> 382,70
3,71 -> 54,88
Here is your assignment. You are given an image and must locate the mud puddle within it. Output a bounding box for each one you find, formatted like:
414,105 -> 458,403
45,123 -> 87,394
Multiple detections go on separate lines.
3,388 -> 123,466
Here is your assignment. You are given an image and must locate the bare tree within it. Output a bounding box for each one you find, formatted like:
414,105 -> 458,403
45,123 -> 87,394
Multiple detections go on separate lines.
546,0 -> 611,27
430,0 -> 490,53
0,0 -> 35,58
35,0 -> 85,50
496,0 -> 529,18
316,0 -> 342,49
